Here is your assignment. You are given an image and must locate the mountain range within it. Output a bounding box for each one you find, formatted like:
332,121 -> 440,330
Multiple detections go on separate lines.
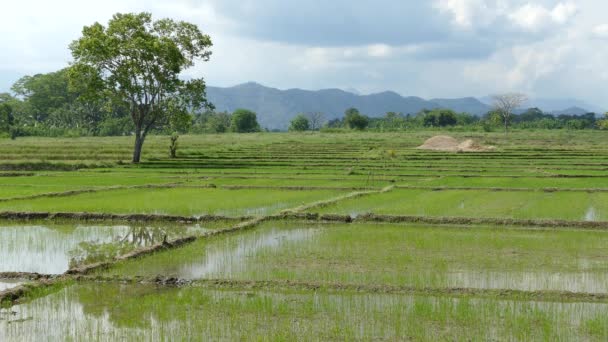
206,82 -> 603,129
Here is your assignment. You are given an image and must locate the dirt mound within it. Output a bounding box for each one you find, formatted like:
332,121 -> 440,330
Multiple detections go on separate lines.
417,135 -> 460,151
418,136 -> 494,152
458,139 -> 494,152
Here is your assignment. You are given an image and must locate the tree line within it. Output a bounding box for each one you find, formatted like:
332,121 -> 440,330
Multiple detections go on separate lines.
286,106 -> 608,132
2,73 -> 606,139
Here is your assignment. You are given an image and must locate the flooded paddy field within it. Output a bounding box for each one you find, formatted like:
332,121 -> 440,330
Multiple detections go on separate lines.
0,221 -> 226,274
312,189 -> 608,221
1,131 -> 608,340
2,283 -> 608,341
102,221 -> 608,293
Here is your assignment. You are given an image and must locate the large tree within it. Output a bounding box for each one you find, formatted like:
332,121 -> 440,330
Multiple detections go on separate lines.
11,69 -> 110,132
306,112 -> 325,131
0,102 -> 14,135
344,108 -> 369,130
69,12 -> 213,162
231,109 -> 260,133
289,114 -> 310,132
492,93 -> 527,134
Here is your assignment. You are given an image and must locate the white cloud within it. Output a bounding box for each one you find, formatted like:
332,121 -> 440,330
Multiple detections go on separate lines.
1,0 -> 608,109
592,24 -> 608,39
367,44 -> 392,58
551,2 -> 578,24
508,2 -> 578,32
463,35 -> 575,96
433,0 -> 502,29
434,1 -> 578,33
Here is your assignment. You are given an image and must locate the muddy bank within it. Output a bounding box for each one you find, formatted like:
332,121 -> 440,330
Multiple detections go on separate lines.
0,272 -> 55,281
272,213 -> 608,229
356,214 -> 608,229
282,186 -> 394,214
73,276 -> 608,304
221,185 -> 377,191
395,186 -> 608,193
0,211 -> 249,224
0,279 -> 60,306
0,172 -> 35,177
0,183 -> 214,203
0,162 -> 113,171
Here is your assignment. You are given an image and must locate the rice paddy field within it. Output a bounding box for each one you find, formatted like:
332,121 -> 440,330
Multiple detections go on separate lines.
1,130 -> 608,340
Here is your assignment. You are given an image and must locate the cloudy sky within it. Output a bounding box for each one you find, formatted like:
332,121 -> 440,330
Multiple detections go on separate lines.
1,0 -> 607,108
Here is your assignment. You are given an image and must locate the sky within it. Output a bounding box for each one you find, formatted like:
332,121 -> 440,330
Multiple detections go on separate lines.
0,0 -> 607,108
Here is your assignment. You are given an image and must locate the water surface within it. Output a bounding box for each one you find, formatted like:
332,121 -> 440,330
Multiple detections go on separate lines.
0,223 -> 213,274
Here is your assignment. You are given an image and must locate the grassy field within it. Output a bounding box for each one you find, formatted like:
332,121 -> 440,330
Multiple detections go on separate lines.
1,130 -> 608,340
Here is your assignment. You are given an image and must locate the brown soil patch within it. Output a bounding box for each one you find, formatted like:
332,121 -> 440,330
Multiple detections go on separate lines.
418,135 -> 495,152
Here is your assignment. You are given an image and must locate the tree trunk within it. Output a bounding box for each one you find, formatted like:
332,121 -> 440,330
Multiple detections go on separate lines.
132,134 -> 145,163
504,118 -> 508,135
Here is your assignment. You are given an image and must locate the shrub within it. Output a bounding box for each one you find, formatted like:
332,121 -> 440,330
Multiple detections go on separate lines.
289,114 -> 310,131
231,109 -> 261,133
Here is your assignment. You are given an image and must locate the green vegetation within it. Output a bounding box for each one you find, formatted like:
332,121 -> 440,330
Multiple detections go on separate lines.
288,113 -> 310,131
0,187 -> 344,216
2,130 -> 608,340
344,107 -> 370,130
231,109 -> 261,133
69,12 -> 213,162
422,108 -> 458,127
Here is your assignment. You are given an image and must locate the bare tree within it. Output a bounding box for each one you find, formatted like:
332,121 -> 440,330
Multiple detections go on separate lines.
306,112 -> 325,131
492,93 -> 528,134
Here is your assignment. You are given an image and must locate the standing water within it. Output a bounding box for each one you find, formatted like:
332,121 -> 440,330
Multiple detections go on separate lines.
584,206 -> 597,221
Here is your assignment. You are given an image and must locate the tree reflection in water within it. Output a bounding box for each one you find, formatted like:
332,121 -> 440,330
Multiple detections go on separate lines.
68,225 -> 186,268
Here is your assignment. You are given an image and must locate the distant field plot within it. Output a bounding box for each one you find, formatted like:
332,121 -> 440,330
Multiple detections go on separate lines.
0,172 -> 183,199
0,188 -> 345,216
312,189 -> 608,221
102,221 -> 608,293
191,176 -> 399,188
415,176 -> 608,189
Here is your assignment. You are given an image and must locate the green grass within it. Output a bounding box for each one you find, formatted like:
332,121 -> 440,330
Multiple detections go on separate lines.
416,176 -> 608,189
0,187 -> 345,216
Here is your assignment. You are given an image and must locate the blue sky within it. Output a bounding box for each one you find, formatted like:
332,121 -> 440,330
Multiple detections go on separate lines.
1,0 -> 607,108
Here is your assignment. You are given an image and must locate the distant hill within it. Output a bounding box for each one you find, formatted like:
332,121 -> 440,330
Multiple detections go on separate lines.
550,107 -> 590,116
480,96 -> 603,116
207,83 -> 605,129
429,97 -> 491,116
206,82 -> 491,129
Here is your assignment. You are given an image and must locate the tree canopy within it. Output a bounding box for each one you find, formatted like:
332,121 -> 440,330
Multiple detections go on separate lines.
492,93 -> 527,134
231,109 -> 260,133
0,102 -> 14,135
289,114 -> 310,131
69,12 -> 213,162
422,109 -> 458,127
344,108 -> 369,130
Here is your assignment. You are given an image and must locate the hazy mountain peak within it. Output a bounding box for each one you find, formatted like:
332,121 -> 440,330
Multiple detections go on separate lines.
206,82 -> 490,129
205,82 -> 604,129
